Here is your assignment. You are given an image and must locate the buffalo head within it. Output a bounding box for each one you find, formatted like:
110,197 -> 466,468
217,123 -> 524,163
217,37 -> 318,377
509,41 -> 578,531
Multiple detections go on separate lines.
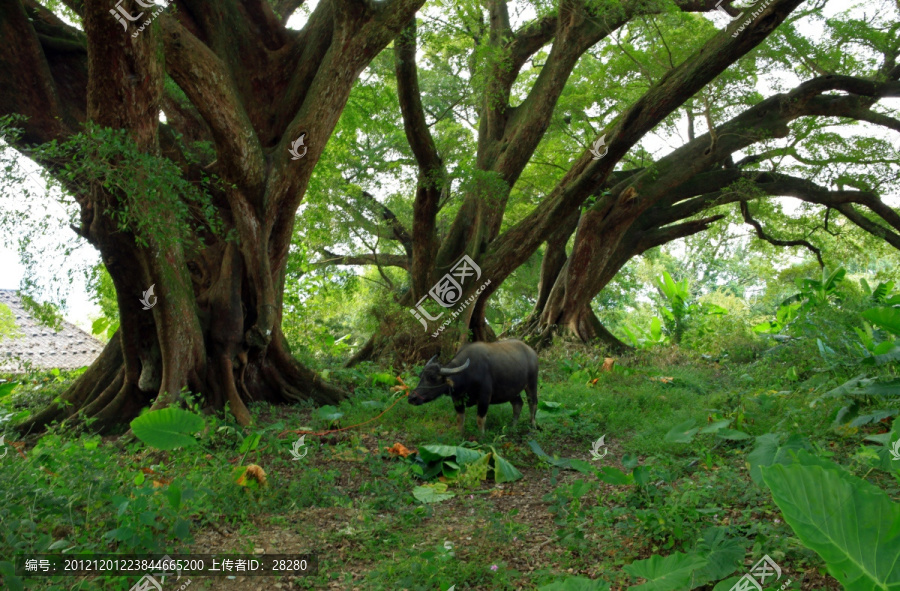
407,355 -> 470,405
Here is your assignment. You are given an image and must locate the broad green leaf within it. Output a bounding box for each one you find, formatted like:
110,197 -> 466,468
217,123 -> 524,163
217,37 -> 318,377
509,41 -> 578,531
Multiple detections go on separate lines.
316,405 -> 344,422
624,552 -> 709,591
762,451 -> 900,589
454,446 -> 485,465
529,440 -> 575,470
691,527 -> 747,587
492,453 -> 523,483
130,407 -> 204,450
746,433 -> 811,486
711,576 -> 741,591
412,482 -> 455,504
665,419 -> 699,444
596,466 -> 634,486
419,444 -> 459,462
862,307 -> 900,336
699,419 -> 732,434
716,428 -> 751,441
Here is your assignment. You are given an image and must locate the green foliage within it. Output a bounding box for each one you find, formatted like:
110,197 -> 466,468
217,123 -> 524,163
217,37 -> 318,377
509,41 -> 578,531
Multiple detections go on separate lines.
30,124 -> 226,250
761,450 -> 900,589
130,407 -> 205,450
623,551 -> 709,591
0,303 -> 20,341
408,443 -> 523,488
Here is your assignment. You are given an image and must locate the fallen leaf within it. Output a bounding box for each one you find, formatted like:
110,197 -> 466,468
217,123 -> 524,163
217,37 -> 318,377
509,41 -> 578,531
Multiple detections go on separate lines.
236,464 -> 267,487
385,442 -> 415,457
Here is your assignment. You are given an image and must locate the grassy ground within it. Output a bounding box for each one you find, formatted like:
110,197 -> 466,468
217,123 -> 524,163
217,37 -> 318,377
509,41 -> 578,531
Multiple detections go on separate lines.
0,342 -> 897,590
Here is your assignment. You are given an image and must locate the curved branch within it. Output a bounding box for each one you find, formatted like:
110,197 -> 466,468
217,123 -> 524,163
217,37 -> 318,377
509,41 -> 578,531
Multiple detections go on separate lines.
159,17 -> 267,198
315,250 -> 409,270
740,201 -> 824,267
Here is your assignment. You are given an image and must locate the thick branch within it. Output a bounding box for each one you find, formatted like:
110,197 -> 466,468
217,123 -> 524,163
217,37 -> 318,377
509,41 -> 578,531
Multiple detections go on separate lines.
740,201 -> 824,267
316,250 -> 409,270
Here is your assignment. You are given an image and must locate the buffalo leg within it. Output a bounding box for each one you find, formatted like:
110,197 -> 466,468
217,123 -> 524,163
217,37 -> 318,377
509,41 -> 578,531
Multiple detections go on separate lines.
511,395 -> 523,425
476,402 -> 490,434
455,401 -> 466,435
526,374 -> 539,430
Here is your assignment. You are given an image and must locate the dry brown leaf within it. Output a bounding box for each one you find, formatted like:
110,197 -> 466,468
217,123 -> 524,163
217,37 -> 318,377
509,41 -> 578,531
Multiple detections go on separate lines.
237,464 -> 267,487
385,442 -> 415,457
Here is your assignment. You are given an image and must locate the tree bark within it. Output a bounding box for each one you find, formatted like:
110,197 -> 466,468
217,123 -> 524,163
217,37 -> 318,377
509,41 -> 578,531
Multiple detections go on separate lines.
2,0 -> 423,433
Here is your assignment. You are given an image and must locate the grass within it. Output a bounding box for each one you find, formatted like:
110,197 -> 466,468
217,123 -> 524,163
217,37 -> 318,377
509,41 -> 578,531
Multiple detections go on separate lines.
0,342 -> 897,590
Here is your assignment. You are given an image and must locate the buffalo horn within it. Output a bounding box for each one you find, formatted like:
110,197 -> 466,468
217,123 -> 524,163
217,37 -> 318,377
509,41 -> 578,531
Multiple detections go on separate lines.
426,355 -> 438,366
439,358 -> 470,375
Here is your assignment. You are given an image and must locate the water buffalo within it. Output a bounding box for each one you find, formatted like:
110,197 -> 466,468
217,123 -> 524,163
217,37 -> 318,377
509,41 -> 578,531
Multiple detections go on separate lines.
408,339 -> 539,434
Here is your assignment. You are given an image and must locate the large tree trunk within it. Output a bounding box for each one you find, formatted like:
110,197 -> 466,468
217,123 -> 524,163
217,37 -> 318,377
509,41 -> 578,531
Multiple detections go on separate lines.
3,0 -> 423,433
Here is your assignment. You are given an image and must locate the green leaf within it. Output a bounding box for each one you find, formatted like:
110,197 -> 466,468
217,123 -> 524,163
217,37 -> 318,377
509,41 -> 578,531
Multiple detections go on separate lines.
746,433 -> 811,486
529,440 -> 575,470
761,451 -> 900,589
166,483 -> 182,511
596,466 -> 634,486
238,432 -> 262,453
824,376 -> 900,398
716,428 -> 751,441
419,444 -> 459,462
623,552 -> 709,591
316,405 -> 344,422
711,576 -> 742,591
862,307 -> 900,337
539,576 -> 611,591
665,419 -> 699,444
454,446 -> 485,465
412,482 -> 455,504
699,420 -> 732,434
492,453 -> 523,483
130,407 -> 204,450
691,527 -> 747,586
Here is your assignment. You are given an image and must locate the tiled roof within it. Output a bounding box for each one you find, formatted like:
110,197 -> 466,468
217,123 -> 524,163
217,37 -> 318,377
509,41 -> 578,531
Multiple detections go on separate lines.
0,290 -> 104,373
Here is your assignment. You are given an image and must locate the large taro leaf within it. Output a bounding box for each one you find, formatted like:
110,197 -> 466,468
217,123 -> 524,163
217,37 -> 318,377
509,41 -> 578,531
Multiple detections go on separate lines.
418,444 -> 459,462
746,433 -> 811,486
690,527 -> 747,588
130,407 -> 204,450
862,307 -> 900,336
491,452 -> 523,483
624,552 -> 708,591
454,446 -> 485,466
412,482 -> 455,504
762,451 -> 900,590
665,419 -> 699,444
